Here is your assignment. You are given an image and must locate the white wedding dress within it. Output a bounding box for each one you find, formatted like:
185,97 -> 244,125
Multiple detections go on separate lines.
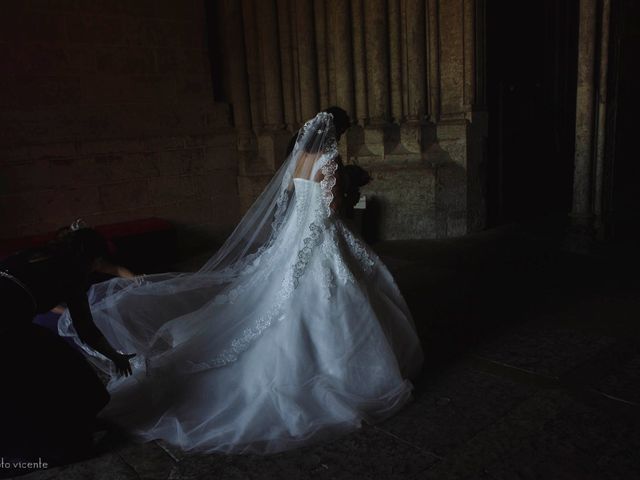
59,112 -> 423,454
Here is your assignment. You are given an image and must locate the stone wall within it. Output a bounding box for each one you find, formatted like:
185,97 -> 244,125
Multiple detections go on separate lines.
0,0 -> 240,243
214,0 -> 488,240
0,0 -> 490,245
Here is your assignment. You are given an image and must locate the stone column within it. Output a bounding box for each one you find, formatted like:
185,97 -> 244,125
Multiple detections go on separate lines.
288,0 -> 303,123
394,0 -> 427,158
248,0 -> 289,173
473,0 -> 487,109
358,0 -> 388,159
328,0 -> 354,119
256,0 -> 285,130
327,0 -> 354,158
438,0 -> 465,120
295,0 -> 319,121
388,0 -> 403,123
219,0 -> 251,133
463,0 -> 476,110
241,0 -> 264,131
426,0 -> 441,122
314,0 -> 330,108
363,0 -> 389,125
403,0 -> 427,122
593,0 -> 611,232
277,0 -> 297,129
571,0 -> 597,227
350,0 -> 368,125
228,0 -> 487,239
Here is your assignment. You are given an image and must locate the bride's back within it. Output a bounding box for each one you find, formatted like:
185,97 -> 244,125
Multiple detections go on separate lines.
292,152 -> 323,182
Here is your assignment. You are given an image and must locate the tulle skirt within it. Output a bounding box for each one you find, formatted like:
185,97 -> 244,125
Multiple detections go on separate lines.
60,220 -> 423,454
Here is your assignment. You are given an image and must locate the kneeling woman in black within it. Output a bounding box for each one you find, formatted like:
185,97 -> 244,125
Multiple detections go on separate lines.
0,223 -> 135,465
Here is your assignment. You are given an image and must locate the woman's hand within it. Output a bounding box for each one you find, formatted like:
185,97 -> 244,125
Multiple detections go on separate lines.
67,293 -> 137,377
110,352 -> 137,377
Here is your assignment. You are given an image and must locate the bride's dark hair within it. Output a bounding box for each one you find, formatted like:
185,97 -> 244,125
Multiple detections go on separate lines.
324,106 -> 350,136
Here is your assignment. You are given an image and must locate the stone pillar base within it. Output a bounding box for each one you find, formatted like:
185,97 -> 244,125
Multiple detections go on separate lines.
360,164 -> 437,241
384,123 -> 427,163
347,125 -> 385,160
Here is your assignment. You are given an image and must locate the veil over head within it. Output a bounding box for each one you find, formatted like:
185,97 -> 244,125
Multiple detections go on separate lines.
59,111 -> 341,376
199,110 -> 339,273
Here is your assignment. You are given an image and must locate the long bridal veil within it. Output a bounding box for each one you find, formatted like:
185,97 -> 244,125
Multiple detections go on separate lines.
59,112 -> 340,376
58,111 -> 423,454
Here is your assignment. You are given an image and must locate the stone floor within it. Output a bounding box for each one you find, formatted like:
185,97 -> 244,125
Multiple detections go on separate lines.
7,222 -> 640,479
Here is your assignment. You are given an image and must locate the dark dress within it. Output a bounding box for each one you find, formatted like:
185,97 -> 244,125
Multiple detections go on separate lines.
0,246 -> 110,464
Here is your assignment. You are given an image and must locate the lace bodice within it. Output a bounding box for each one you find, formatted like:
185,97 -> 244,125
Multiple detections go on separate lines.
293,178 -> 322,226
293,177 -> 321,192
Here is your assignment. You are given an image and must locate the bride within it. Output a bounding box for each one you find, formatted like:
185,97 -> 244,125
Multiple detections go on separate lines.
59,111 -> 423,454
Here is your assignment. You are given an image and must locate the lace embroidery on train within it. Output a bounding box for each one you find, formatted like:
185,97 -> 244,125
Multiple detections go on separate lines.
189,139 -> 339,372
321,225 -> 354,285
338,223 -> 376,273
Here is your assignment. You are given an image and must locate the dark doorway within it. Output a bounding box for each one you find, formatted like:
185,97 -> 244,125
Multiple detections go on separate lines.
486,0 -> 579,227
606,0 -> 640,241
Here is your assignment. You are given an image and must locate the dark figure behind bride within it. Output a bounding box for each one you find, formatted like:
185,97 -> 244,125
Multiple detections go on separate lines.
0,224 -> 135,465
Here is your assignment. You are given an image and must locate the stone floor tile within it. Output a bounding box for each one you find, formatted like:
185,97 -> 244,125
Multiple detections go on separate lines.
424,390 -> 640,480
378,364 -> 535,459
116,441 -> 177,480
169,425 -> 436,480
472,323 -> 617,378
596,353 -> 640,405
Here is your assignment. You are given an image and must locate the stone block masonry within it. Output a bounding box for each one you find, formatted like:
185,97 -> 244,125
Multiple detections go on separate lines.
0,134 -> 241,243
215,0 -> 488,240
0,0 -> 240,244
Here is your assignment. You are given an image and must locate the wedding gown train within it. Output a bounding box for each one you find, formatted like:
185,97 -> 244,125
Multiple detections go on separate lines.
59,112 -> 423,454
